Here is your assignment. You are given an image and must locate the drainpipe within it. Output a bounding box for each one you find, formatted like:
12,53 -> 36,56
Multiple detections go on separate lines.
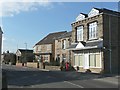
109,16 -> 112,74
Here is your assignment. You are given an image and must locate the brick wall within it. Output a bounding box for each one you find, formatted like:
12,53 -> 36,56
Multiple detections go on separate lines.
27,62 -> 38,68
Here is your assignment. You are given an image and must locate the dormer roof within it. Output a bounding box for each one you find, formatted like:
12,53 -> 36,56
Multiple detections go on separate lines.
76,13 -> 88,22
0,27 -> 3,34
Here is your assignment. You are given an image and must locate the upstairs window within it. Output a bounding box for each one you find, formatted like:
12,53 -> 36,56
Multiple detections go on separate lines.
77,26 -> 83,42
62,39 -> 66,49
89,22 -> 97,40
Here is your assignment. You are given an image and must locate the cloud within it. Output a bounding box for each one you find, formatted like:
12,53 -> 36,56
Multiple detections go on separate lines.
0,0 -> 51,17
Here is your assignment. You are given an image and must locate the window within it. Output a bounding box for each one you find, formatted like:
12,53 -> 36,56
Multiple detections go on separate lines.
79,55 -> 83,66
96,54 -> 100,67
89,54 -> 95,67
89,22 -> 97,40
44,56 -> 48,61
62,39 -> 66,49
74,55 -> 83,67
77,26 -> 83,41
89,54 -> 101,67
62,54 -> 66,61
74,55 -> 79,66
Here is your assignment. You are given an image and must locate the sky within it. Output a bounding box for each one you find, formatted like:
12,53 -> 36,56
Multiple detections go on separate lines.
0,0 -> 119,53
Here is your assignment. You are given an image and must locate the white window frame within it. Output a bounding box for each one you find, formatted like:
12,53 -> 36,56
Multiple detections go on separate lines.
77,26 -> 83,41
62,39 -> 66,49
89,52 -> 101,68
74,54 -> 84,67
89,22 -> 97,40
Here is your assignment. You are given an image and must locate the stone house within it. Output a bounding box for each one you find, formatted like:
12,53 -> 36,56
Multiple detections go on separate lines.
69,8 -> 119,74
54,31 -> 72,65
16,49 -> 34,64
33,31 -> 67,63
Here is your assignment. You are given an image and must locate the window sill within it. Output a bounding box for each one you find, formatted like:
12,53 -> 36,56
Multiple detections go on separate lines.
88,38 -> 98,41
89,66 -> 101,68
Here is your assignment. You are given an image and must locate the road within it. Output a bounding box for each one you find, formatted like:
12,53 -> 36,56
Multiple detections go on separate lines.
2,64 -> 119,88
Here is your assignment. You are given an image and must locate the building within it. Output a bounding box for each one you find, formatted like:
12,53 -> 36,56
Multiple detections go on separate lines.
33,31 -> 67,63
54,31 -> 72,65
16,49 -> 34,65
0,27 -> 3,63
69,8 -> 119,74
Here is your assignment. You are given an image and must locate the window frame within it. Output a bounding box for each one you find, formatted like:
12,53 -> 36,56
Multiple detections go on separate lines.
74,54 -> 84,67
62,39 -> 66,49
76,25 -> 83,42
89,52 -> 101,68
88,22 -> 97,40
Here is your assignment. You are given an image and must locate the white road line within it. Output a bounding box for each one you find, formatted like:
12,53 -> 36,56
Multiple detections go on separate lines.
64,81 -> 84,88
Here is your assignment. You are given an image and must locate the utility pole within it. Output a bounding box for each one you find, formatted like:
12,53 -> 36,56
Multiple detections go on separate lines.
24,43 -> 27,50
24,43 -> 27,66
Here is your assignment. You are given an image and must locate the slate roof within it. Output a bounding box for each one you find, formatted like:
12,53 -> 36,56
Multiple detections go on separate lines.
85,40 -> 103,47
18,49 -> 33,53
94,7 -> 120,16
80,13 -> 88,17
57,31 -> 72,39
35,31 -> 67,45
68,40 -> 103,50
68,43 -> 77,49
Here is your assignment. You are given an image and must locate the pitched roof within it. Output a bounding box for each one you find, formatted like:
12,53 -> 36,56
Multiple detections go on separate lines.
18,49 -> 33,53
0,26 -> 3,34
93,7 -> 120,16
80,13 -> 88,17
85,40 -> 103,47
35,31 -> 67,45
67,40 -> 103,50
57,31 -> 72,39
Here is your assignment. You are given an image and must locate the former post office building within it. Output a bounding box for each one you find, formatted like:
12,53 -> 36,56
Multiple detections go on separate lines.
69,8 -> 119,74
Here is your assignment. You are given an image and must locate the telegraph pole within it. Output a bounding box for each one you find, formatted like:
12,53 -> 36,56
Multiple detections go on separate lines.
24,43 -> 27,50
24,43 -> 27,66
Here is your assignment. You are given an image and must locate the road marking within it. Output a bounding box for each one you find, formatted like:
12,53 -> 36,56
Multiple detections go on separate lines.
64,81 -> 84,88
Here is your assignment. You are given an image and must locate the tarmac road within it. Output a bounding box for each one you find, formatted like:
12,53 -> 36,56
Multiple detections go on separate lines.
2,64 -> 119,88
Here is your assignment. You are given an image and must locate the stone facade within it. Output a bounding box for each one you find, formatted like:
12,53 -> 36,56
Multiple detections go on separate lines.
72,14 -> 103,43
70,8 -> 119,74
54,32 -> 72,64
33,44 -> 52,63
33,31 -> 67,64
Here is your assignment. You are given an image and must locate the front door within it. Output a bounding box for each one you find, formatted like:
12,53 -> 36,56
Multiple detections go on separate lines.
84,53 -> 89,69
